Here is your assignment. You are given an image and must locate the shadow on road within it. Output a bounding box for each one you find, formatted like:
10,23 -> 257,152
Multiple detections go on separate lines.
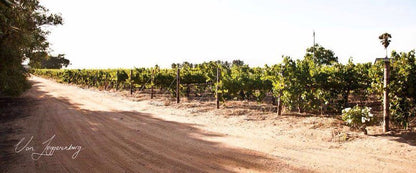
369,132 -> 416,147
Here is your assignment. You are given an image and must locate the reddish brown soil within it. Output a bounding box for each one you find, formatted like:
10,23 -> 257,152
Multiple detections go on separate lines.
1,76 -> 415,172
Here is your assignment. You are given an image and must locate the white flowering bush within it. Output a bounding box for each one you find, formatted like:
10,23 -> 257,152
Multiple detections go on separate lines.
341,106 -> 374,129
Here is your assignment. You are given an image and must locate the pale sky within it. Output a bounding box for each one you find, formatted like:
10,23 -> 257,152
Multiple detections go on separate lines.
40,0 -> 416,69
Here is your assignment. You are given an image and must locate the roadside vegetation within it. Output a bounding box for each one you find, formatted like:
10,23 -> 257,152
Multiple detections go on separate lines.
33,46 -> 416,130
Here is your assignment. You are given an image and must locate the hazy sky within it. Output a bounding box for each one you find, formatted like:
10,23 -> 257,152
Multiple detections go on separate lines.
41,0 -> 416,69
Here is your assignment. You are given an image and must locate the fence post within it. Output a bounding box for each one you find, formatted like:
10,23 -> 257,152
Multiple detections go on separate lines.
277,92 -> 282,115
130,69 -> 133,95
177,68 -> 180,103
87,72 -> 91,88
94,75 -> 97,88
151,69 -> 154,99
383,61 -> 390,132
216,67 -> 220,109
105,74 -> 108,90
115,71 -> 119,91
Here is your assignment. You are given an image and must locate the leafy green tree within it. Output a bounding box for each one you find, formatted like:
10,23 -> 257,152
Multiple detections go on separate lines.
38,54 -> 70,69
232,60 -> 245,67
305,44 -> 338,65
0,0 -> 63,95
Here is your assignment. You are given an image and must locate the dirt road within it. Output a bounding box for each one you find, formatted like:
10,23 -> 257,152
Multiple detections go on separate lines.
0,76 -> 303,172
1,76 -> 415,172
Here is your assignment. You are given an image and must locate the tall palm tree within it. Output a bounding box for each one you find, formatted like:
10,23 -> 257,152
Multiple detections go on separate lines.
379,33 -> 392,58
378,32 -> 392,133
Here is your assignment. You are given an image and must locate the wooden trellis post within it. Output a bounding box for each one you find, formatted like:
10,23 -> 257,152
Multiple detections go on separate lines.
383,60 -> 390,132
375,57 -> 391,132
277,91 -> 282,115
216,67 -> 220,109
151,69 -> 154,99
115,71 -> 119,91
177,68 -> 180,103
104,74 -> 108,90
130,69 -> 133,95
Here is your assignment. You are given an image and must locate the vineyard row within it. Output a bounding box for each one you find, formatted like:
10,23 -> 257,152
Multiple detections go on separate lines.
31,50 -> 416,128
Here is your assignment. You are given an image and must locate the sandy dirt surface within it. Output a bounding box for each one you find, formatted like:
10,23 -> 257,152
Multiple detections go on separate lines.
1,76 -> 415,173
